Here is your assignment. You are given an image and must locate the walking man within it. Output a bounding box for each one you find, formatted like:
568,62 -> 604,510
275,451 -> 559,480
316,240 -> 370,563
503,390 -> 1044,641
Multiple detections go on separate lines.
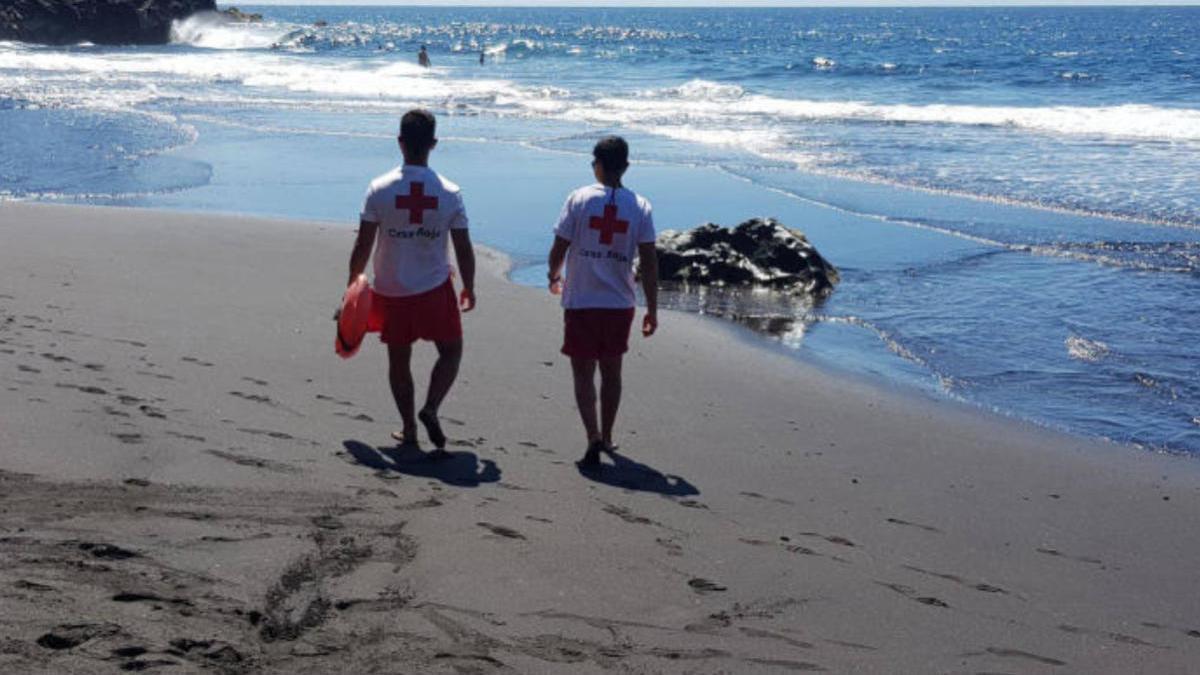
347,109 -> 475,454
547,136 -> 658,467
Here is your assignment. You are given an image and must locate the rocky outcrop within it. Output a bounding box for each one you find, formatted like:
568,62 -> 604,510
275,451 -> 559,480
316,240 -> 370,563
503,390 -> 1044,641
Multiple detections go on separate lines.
656,218 -> 839,297
219,6 -> 261,23
0,0 -> 216,45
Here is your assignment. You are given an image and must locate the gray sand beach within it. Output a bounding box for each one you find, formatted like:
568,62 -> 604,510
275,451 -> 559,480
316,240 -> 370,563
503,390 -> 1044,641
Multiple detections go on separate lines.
2,202 -> 1199,673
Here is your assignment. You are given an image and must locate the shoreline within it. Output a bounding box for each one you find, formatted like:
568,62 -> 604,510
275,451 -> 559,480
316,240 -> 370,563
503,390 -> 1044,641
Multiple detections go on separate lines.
19,102 -> 1195,452
4,202 -> 1200,672
5,196 -> 1185,462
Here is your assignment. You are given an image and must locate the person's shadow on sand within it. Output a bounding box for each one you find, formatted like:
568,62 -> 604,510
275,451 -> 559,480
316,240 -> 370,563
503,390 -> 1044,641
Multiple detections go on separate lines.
343,440 -> 500,487
576,451 -> 699,497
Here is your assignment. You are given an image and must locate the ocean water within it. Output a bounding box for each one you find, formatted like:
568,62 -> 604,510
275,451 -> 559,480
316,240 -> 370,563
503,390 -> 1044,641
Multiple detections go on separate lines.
1,6 -> 1197,453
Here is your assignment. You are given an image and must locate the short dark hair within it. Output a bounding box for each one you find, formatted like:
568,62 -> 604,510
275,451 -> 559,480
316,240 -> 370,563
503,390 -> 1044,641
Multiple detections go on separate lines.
593,136 -> 629,173
399,109 -> 436,156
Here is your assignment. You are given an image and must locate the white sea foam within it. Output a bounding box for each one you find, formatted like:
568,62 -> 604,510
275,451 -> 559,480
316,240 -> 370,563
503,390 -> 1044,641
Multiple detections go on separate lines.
5,42 -> 1200,147
0,47 -> 513,107
591,80 -> 1200,143
170,13 -> 290,50
1066,335 -> 1110,362
3,47 -> 1199,225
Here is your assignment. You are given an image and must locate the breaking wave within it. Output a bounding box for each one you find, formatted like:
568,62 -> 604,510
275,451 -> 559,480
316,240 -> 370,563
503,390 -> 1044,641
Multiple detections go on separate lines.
169,13 -> 290,50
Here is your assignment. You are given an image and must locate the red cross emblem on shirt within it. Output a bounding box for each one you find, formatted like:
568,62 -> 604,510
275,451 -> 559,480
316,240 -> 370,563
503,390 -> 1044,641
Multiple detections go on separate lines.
589,204 -> 629,245
395,182 -> 439,225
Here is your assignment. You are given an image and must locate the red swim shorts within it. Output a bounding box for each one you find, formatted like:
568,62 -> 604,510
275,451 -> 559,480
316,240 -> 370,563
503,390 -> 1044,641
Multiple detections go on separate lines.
368,278 -> 462,345
561,307 -> 636,360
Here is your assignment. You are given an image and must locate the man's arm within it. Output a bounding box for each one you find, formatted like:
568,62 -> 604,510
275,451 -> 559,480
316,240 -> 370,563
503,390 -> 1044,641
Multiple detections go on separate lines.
451,228 -> 476,311
547,236 -> 571,294
637,241 -> 658,337
348,220 -> 379,286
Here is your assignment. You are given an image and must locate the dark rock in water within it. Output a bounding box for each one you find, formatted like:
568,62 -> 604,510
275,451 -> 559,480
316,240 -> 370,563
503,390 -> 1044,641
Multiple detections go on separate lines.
656,218 -> 839,296
0,0 -> 215,45
220,6 -> 261,22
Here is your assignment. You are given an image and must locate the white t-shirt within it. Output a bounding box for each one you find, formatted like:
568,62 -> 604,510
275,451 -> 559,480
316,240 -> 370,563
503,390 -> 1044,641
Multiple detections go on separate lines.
554,184 -> 655,309
361,165 -> 468,297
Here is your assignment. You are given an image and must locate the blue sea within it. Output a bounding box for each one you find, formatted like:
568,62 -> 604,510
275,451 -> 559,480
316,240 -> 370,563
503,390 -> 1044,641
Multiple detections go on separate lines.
1,6 -> 1198,453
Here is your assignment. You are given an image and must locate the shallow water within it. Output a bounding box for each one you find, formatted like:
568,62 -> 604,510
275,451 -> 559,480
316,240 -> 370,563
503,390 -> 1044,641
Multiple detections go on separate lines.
1,6 -> 1197,453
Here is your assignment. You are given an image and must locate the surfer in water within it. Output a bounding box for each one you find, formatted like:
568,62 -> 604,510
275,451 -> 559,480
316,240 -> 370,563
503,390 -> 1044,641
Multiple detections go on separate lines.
418,45 -> 430,67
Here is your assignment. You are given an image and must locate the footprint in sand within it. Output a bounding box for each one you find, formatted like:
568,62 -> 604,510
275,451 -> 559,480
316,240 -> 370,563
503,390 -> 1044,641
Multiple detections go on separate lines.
601,503 -> 658,526
55,382 -> 106,395
1036,547 -> 1104,566
739,490 -> 795,506
798,532 -> 856,547
971,647 -> 1067,667
165,431 -> 206,443
1057,623 -> 1160,648
14,579 -> 55,593
396,497 -> 443,510
230,391 -> 272,404
743,657 -> 827,671
310,515 -> 344,530
316,393 -> 354,406
111,591 -> 192,607
656,537 -> 683,556
237,427 -> 294,440
885,517 -> 942,534
206,449 -> 298,474
135,370 -> 175,381
901,564 -> 1008,595
688,578 -> 727,595
36,623 -> 121,650
875,581 -> 948,608
739,538 -> 819,556
477,522 -> 526,540
138,404 -> 166,419
166,639 -> 247,669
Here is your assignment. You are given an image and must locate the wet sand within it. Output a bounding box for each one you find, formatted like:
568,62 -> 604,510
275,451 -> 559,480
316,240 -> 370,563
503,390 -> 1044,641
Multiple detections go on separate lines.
2,201 -> 1198,673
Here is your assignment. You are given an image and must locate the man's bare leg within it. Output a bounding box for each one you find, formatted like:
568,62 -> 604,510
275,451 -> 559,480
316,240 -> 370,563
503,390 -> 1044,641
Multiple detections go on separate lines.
570,357 -> 601,442
418,338 -> 462,449
387,342 -> 417,444
598,355 -> 622,451
571,357 -> 605,466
